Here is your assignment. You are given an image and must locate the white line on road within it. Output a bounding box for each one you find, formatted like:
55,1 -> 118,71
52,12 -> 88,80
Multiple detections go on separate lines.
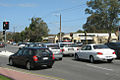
86,64 -> 113,71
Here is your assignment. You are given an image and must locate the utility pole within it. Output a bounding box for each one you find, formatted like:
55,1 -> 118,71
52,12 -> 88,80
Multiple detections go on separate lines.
60,14 -> 62,42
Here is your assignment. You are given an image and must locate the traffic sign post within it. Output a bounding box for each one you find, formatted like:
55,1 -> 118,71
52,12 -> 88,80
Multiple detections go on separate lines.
119,26 -> 120,42
3,21 -> 9,52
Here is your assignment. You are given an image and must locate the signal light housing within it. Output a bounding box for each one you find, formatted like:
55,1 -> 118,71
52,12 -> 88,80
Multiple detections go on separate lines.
3,22 -> 9,30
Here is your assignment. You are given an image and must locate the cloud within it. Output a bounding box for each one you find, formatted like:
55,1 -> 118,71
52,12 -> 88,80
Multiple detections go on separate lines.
0,3 -> 38,7
0,3 -> 12,7
18,3 -> 38,7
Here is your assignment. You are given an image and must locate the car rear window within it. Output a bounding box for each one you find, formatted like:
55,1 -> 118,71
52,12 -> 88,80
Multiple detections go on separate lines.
47,45 -> 60,49
68,44 -> 80,47
60,44 -> 73,47
93,45 -> 109,49
35,48 -> 52,56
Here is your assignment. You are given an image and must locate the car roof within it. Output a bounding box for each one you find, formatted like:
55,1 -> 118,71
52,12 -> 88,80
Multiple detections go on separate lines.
58,42 -> 73,44
85,44 -> 105,46
23,47 -> 48,49
43,43 -> 58,45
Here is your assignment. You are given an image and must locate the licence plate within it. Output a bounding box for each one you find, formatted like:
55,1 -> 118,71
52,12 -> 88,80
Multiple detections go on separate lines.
106,56 -> 112,59
43,57 -> 48,60
68,48 -> 74,51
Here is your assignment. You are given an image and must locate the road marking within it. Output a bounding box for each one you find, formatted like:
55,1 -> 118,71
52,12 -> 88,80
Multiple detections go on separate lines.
86,64 -> 113,71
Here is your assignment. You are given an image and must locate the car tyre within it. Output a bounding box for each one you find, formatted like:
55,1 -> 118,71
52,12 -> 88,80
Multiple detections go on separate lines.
9,59 -> 14,66
107,59 -> 113,63
47,64 -> 53,68
59,58 -> 62,60
90,56 -> 95,63
26,62 -> 33,70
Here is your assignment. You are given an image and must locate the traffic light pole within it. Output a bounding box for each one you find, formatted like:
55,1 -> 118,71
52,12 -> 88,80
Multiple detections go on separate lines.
4,30 -> 6,52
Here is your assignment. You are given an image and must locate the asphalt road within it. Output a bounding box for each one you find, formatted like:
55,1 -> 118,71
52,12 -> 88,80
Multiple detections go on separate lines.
1,45 -> 120,80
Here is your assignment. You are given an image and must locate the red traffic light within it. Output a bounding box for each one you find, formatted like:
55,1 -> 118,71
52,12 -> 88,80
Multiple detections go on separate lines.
5,22 -> 8,24
3,22 -> 9,30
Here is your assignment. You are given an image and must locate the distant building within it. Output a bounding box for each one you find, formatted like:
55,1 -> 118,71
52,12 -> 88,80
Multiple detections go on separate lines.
62,33 -> 118,44
43,33 -> 118,44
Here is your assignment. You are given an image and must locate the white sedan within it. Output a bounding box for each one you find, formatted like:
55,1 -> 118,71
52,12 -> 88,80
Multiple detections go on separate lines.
74,44 -> 117,63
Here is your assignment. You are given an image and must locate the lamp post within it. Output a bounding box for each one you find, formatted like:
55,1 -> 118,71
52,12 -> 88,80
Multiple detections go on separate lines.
54,13 -> 62,42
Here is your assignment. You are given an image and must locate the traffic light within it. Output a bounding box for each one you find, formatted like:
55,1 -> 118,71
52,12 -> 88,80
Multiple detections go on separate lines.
3,22 -> 9,30
70,33 -> 73,37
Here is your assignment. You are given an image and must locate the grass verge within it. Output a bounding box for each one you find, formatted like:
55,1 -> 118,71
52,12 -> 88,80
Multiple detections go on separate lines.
0,75 -> 12,80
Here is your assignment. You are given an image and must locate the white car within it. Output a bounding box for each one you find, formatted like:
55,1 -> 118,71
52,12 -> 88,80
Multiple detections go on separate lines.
74,44 -> 117,63
58,42 -> 79,56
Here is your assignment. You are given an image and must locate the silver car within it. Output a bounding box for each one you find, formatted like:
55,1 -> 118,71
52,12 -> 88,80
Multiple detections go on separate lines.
44,43 -> 63,60
58,42 -> 79,56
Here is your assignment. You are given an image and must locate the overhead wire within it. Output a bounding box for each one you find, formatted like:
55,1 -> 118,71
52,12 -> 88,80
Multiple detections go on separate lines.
42,3 -> 86,20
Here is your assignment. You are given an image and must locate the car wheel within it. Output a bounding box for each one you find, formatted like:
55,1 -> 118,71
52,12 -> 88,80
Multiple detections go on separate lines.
59,58 -> 62,60
47,64 -> 53,68
107,59 -> 113,63
75,54 -> 79,60
90,56 -> 95,63
9,59 -> 14,66
26,62 -> 33,70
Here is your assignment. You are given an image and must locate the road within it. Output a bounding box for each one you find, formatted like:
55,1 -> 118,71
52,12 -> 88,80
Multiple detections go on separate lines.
0,45 -> 120,80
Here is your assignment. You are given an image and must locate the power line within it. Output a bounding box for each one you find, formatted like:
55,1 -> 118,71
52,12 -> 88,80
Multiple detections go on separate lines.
42,3 -> 86,19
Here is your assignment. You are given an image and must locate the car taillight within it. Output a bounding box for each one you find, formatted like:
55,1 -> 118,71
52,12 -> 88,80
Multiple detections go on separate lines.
77,48 -> 79,50
62,49 -> 64,52
33,56 -> 38,61
52,53 -> 55,60
97,52 -> 103,55
60,49 -> 64,52
60,49 -> 62,52
113,52 -> 115,54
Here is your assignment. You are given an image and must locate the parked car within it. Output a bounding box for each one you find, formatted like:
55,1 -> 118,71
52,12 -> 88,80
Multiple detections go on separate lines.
25,43 -> 45,47
58,42 -> 79,56
44,43 -> 63,60
74,44 -> 116,63
18,42 -> 27,48
105,42 -> 120,58
9,47 -> 55,70
11,42 -> 17,46
0,42 -> 5,48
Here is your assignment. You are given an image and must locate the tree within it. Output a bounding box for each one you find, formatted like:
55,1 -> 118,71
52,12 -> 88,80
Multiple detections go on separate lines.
76,29 -> 84,33
84,0 -> 120,42
23,17 -> 49,42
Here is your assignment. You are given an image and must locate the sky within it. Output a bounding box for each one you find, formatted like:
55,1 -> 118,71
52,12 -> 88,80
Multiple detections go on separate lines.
0,0 -> 90,34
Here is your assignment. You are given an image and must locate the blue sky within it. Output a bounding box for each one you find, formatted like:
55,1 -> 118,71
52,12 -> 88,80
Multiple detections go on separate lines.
0,0 -> 89,34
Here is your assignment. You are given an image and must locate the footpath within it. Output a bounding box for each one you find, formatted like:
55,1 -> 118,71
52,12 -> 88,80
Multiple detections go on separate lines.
0,51 -> 62,80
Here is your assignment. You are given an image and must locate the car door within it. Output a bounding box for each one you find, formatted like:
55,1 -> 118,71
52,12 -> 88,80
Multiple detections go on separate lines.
83,45 -> 92,60
78,45 -> 87,59
13,48 -> 24,65
21,48 -> 30,66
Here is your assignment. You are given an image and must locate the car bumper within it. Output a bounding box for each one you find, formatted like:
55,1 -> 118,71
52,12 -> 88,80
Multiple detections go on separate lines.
32,60 -> 54,67
62,51 -> 77,55
54,54 -> 63,59
95,55 -> 117,61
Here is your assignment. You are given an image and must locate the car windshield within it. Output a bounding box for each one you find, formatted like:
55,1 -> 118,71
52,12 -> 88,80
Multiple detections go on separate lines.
93,45 -> 109,49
